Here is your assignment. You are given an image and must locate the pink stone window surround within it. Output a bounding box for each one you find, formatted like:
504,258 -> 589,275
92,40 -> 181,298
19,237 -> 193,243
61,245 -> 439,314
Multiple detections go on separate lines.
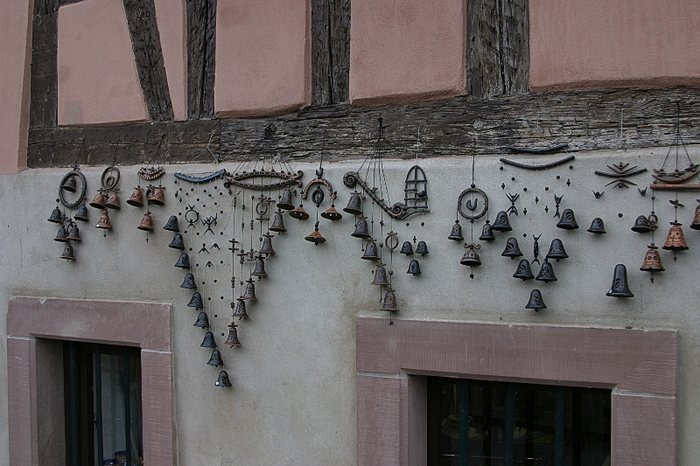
356,316 -> 678,466
6,296 -> 175,466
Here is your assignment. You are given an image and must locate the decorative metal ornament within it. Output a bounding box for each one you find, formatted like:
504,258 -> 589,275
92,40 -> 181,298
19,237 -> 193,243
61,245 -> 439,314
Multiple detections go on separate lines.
207,350 -> 223,367
546,239 -> 568,261
288,204 -> 310,221
501,237 -> 523,258
650,109 -> 700,190
400,241 -> 414,255
48,206 -> 63,224
500,155 -> 575,171
169,233 -> 185,250
225,324 -> 242,347
138,165 -> 165,181
321,205 -> 343,221
343,192 -> 363,216
100,165 -> 121,191
137,212 -> 154,232
491,211 -> 512,232
277,188 -> 295,210
251,256 -> 267,278
406,259 -> 421,276
54,224 -> 69,242
174,169 -> 226,184
535,260 -> 557,282
163,215 -> 180,232
403,165 -> 429,214
556,209 -> 578,229
95,209 -> 113,230
595,162 -> 647,189
240,279 -> 257,301
304,223 -> 326,245
372,264 -> 391,285
233,299 -> 248,320
215,370 -> 232,387
105,191 -> 121,210
690,202 -> 700,230
58,168 -> 88,209
188,292 -> 204,309
448,221 -> 463,241
74,204 -> 89,222
606,264 -> 634,298
194,311 -> 210,329
351,216 -> 371,239
479,222 -> 495,241
89,192 -> 107,209
460,243 -> 482,267
532,234 -> 541,264
201,214 -> 218,235
415,241 -> 429,256
553,195 -> 563,218
631,215 -> 657,233
525,289 -> 547,311
200,331 -> 217,348
175,253 -> 191,270
184,204 -> 200,230
506,193 -> 519,216
66,223 -> 81,242
126,187 -> 144,207
380,289 -> 399,312
146,186 -> 166,206
344,171 -> 417,220
513,259 -> 534,280
457,187 -> 488,221
587,218 -> 606,234
180,272 -> 197,289
662,222 -> 688,252
259,234 -> 276,255
361,241 -> 380,261
269,210 -> 287,233
224,169 -> 304,191
640,244 -> 665,275
60,243 -> 75,261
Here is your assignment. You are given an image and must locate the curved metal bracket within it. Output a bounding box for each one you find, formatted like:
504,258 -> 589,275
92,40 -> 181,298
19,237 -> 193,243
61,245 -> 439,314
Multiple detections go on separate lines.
301,178 -> 335,200
174,169 -> 226,183
500,155 -> 575,170
224,169 -> 304,191
343,171 -> 414,220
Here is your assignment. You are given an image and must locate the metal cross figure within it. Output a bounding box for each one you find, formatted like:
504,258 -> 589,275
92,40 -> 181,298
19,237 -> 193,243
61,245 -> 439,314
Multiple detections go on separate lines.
532,234 -> 542,265
553,194 -> 564,218
201,213 -> 218,235
506,193 -> 520,216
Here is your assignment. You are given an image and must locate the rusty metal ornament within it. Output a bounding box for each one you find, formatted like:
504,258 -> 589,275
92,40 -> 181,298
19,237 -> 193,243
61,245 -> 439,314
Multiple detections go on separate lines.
200,331 -> 217,348
691,202 -> 700,230
169,232 -> 185,250
491,211 -> 512,232
640,244 -> 665,274
546,239 -> 568,261
535,260 -> 557,282
606,264 -> 634,298
587,217 -> 606,234
288,204 -> 310,220
304,223 -> 326,245
556,209 -> 578,229
240,279 -> 257,302
146,186 -> 165,206
277,188 -> 295,210
207,349 -> 223,367
501,237 -> 523,258
194,311 -> 210,329
448,221 -> 463,241
215,370 -> 232,387
126,187 -> 144,207
163,215 -> 180,232
513,259 -> 534,280
95,209 -> 113,230
320,205 -> 343,221
175,252 -> 191,269
525,289 -> 547,311
380,289 -> 399,312
104,191 -> 121,210
188,292 -> 204,309
60,243 -> 75,261
400,241 -> 414,255
351,216 -> 371,239
663,222 -> 689,251
479,221 -> 495,241
137,212 -> 154,232
407,259 -> 421,276
180,272 -> 197,289
372,264 -> 391,285
361,240 -> 380,261
225,324 -> 242,347
269,210 -> 287,233
89,191 -> 107,209
415,241 -> 429,256
343,191 -> 363,216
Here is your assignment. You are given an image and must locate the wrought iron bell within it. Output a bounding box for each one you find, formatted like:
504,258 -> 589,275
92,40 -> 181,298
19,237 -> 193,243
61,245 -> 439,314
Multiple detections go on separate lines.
415,240 -> 429,256
400,241 -> 414,255
147,186 -> 165,206
126,186 -> 144,207
587,217 -> 606,234
546,239 -> 568,261
380,289 -> 399,312
66,223 -> 81,242
215,370 -> 232,387
640,244 -> 665,273
54,224 -> 69,242
351,216 -> 371,239
194,311 -> 209,329
251,256 -> 267,278
60,243 -> 75,261
74,204 -> 89,222
89,191 -> 106,209
137,212 -> 154,232
361,240 -> 380,261
513,259 -> 534,280
501,237 -> 523,258
207,349 -> 223,367
169,232 -> 185,250
233,299 -> 248,319
269,210 -> 287,233
163,215 -> 179,232
525,289 -> 546,311
407,259 -> 421,276
479,221 -> 495,241
240,279 -> 257,301
556,209 -> 578,229
105,191 -> 121,210
606,264 -> 634,298
343,192 -> 363,215
225,324 -> 242,347
448,221 -> 463,241
180,272 -> 197,289
61,175 -> 77,193
320,205 -> 343,221
460,244 -> 481,267
372,264 -> 390,285
305,228 -> 326,245
174,252 -> 191,269
277,188 -> 295,210
188,291 -> 204,309
95,209 -> 113,230
663,222 -> 688,251
535,260 -> 557,282
259,234 -> 275,255
200,331 -> 216,348
48,206 -> 63,223
691,203 -> 700,230
289,204 -> 310,220
631,215 -> 655,233
491,211 -> 512,232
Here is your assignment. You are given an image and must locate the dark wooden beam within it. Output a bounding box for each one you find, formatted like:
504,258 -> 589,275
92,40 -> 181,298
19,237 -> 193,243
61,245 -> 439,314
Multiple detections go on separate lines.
27,88 -> 700,168
187,0 -> 216,119
311,0 -> 351,106
122,0 -> 174,121
29,0 -> 59,130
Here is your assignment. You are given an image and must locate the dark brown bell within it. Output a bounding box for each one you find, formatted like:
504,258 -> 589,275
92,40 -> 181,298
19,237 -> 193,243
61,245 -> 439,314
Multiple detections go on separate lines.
240,279 -> 257,301
215,370 -> 232,387
48,206 -> 64,223
691,203 -> 700,230
525,289 -> 546,311
320,205 -> 343,221
200,331 -> 217,348
361,240 -> 380,261
343,191 -> 363,215
371,264 -> 390,285
259,234 -> 275,255
95,209 -> 113,230
491,211 -> 512,232
233,299 -> 248,319
479,221 -> 495,241
137,211 -> 154,232
513,259 -> 534,280
169,233 -> 185,250
207,349 -> 223,367
146,186 -> 165,206
74,204 -> 89,222
407,259 -> 421,276
380,289 -> 399,312
415,241 -> 429,256
606,264 -> 634,298
126,186 -> 144,207
269,210 -> 287,233
251,255 -> 267,278
277,188 -> 295,210
400,241 -> 413,255
105,191 -> 121,210
640,244 -> 665,273
54,224 -> 69,242
587,217 -> 606,234
546,239 -> 568,261
305,228 -> 326,245
225,324 -> 242,347
501,237 -> 523,258
66,223 -> 81,242
448,221 -> 463,241
163,215 -> 179,232
289,204 -> 310,220
662,222 -> 688,251
631,215 -> 655,233
60,243 -> 75,261
351,216 -> 371,239
89,191 -> 106,209
194,311 -> 209,329
61,175 -> 77,193
188,291 -> 204,309
180,272 -> 197,289
556,209 -> 578,229
175,252 -> 191,269
535,260 -> 557,282
460,243 -> 481,267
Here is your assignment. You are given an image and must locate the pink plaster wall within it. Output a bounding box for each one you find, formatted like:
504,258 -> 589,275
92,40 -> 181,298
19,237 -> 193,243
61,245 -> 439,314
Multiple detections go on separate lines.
349,0 -> 466,105
0,0 -> 32,174
530,0 -> 700,91
58,0 -> 148,125
215,0 -> 311,117
154,0 -> 187,120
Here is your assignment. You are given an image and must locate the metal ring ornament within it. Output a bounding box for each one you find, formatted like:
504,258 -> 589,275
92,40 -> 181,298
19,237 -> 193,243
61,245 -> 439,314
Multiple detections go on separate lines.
457,187 -> 489,220
255,198 -> 271,217
185,205 -> 200,228
101,166 -> 121,191
58,169 -> 88,209
385,232 -> 399,251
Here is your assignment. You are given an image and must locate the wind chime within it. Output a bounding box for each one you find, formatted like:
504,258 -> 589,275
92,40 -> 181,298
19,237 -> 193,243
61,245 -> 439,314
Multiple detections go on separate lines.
89,163 -> 121,235
300,149 -> 342,245
127,161 -> 167,242
48,165 -> 88,261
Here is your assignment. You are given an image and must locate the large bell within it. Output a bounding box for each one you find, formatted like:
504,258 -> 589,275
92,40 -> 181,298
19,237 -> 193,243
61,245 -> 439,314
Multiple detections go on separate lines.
74,204 -> 89,222
146,186 -> 166,206
460,243 -> 481,267
407,259 -> 421,276
89,191 -> 106,209
448,221 -> 463,241
525,289 -> 547,311
289,204 -> 310,220
169,232 -> 185,250
269,210 -> 287,233
400,241 -> 413,255
277,188 -> 295,210
513,259 -> 534,280
479,221 -> 495,241
343,192 -> 363,215
188,291 -> 204,309
137,212 -> 154,232
126,186 -> 144,207
305,228 -> 326,245
251,256 -> 267,278
163,215 -> 179,232
631,215 -> 655,233
535,260 -> 557,282
259,234 -> 275,255
95,209 -> 113,230
587,217 -> 606,234
60,243 -> 75,261
691,203 -> 700,230
415,241 -> 429,256
371,264 -> 390,285
501,237 -> 523,258
54,224 -> 69,242
207,349 -> 223,367
361,240 -> 380,261
215,370 -> 232,387
66,223 -> 81,242
606,264 -> 634,298
640,244 -> 665,273
320,205 -> 342,221
175,252 -> 191,269
663,222 -> 688,251
194,311 -> 209,329
351,216 -> 371,239
105,191 -> 121,210
200,331 -> 216,348
225,324 -> 242,347
233,299 -> 248,319
380,289 -> 399,312
491,211 -> 512,232
240,279 -> 257,301
546,239 -> 568,261
48,206 -> 64,223
180,272 -> 197,289
556,209 -> 578,229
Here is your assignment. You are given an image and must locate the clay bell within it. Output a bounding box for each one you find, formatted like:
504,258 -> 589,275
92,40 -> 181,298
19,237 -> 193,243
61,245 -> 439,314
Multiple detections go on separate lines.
147,186 -> 165,206
288,204 -> 310,220
501,237 -> 523,258
407,259 -> 421,276
380,289 -> 399,312
448,221 -> 463,241
491,211 -> 512,232
240,279 -> 257,302
372,264 -> 390,285
215,370 -> 232,387
556,209 -> 578,229
137,212 -> 154,232
525,289 -> 546,311
343,192 -> 363,215
251,256 -> 267,278
269,210 -> 287,233
95,209 -> 113,230
66,223 -> 81,242
513,259 -> 534,280
54,224 -> 69,242
207,350 -> 223,367
320,205 -> 342,221
691,203 -> 700,230
105,191 -> 121,210
259,234 -> 275,255
663,222 -> 688,251
546,239 -> 568,261
233,299 -> 248,319
606,264 -> 634,298
194,311 -> 209,329
225,324 -> 242,347
460,244 -> 481,267
351,216 -> 371,239
535,260 -> 557,282
74,204 -> 89,222
60,243 -> 76,261
188,291 -> 203,309
415,241 -> 429,256
277,188 -> 295,210
89,191 -> 106,209
126,186 -> 144,207
361,240 -> 380,261
587,217 -> 606,234
174,252 -> 191,269
400,241 -> 414,255
163,215 -> 179,232
640,244 -> 665,273
631,215 -> 655,233
48,206 -> 63,223
479,221 -> 495,241
305,228 -> 326,246
200,331 -> 216,348
169,232 -> 185,250
180,272 -> 197,289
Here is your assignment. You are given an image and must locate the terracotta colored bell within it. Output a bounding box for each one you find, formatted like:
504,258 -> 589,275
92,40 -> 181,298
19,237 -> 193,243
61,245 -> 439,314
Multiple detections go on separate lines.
305,223 -> 326,245
556,209 -> 578,229
415,241 -> 429,256
662,222 -> 688,251
513,259 -> 534,280
407,259 -> 421,276
251,256 -> 267,278
174,252 -> 190,269
640,244 -> 665,273
269,210 -> 287,233
606,264 -> 634,298
501,237 -> 523,258
587,217 -> 606,234
691,203 -> 700,230
400,241 -> 413,255
95,209 -> 113,230
525,289 -> 546,311
105,191 -> 121,210
48,206 -> 63,223
479,221 -> 495,241
163,215 -> 179,232
225,324 -> 242,347
66,223 -> 81,242
320,205 -> 342,221
259,234 -> 275,255
74,204 -> 89,222
180,272 -> 197,289
126,186 -> 144,207
233,299 -> 248,319
240,279 -> 257,301
491,211 -> 512,232
207,349 -> 223,367
169,232 -> 185,250
631,215 -> 655,233
361,240 -> 380,261
60,243 -> 75,261
380,289 -> 399,312
200,331 -> 216,348
215,370 -> 232,387
351,216 -> 371,239
188,292 -> 203,309
89,191 -> 106,209
535,260 -> 557,282
371,264 -> 390,285
194,311 -> 209,329
147,186 -> 165,206
343,192 -> 363,215
289,204 -> 309,220
137,212 -> 154,231
54,224 -> 69,242
277,188 -> 295,210
460,243 -> 481,267
448,221 -> 463,241
546,239 -> 568,261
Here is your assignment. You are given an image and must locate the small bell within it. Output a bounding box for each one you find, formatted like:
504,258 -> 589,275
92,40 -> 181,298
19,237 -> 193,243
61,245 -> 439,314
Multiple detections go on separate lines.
400,241 -> 414,255
269,210 -> 287,233
89,191 -> 106,209
460,243 -> 481,267
137,211 -> 154,232
207,349 -> 223,367
277,188 -> 295,210
546,239 -> 568,261
240,279 -> 257,302
61,175 -> 77,193
691,202 -> 700,230
60,243 -> 75,261
525,289 -> 546,311
662,222 -> 689,252
126,186 -> 144,207
513,259 -> 534,280
407,259 -> 421,276
54,224 -> 69,242
259,234 -> 275,255
48,206 -> 64,223
501,237 -> 523,258
66,223 -> 81,242
225,324 -> 242,347
233,299 -> 248,319
535,260 -> 557,282
174,252 -> 191,269
163,215 -> 180,232
146,186 -> 166,206
343,192 -> 363,215
95,209 -> 113,230
289,204 -> 310,220
105,191 -> 121,210
351,216 -> 371,239
200,331 -> 216,348
194,311 -> 209,329
180,272 -> 197,289
491,211 -> 512,232
188,291 -> 204,309
305,223 -> 326,245
380,289 -> 399,312
215,370 -> 232,387
320,205 -> 343,221
169,233 -> 185,250
631,215 -> 656,233
74,204 -> 89,222
415,241 -> 429,256
371,264 -> 391,285
587,217 -> 606,234
251,255 -> 267,278
556,209 -> 578,229
606,264 -> 634,298
361,240 -> 380,261
448,221 -> 463,241
479,221 -> 495,241
640,244 -> 665,273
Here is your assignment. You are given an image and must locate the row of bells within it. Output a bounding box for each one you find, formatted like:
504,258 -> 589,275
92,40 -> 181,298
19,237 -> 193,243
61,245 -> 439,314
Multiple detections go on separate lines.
89,186 -> 165,211
277,187 -> 344,222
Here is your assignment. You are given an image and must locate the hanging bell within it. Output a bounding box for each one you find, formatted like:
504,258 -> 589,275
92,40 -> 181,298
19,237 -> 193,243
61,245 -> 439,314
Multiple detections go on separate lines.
491,211 -> 512,232
180,272 -> 197,289
479,221 -> 496,241
587,217 -> 606,234
105,191 -> 121,210
513,259 -> 534,280
54,224 -> 69,242
259,234 -> 275,255
320,205 -> 343,221
146,186 -> 165,206
174,252 -> 191,269
361,240 -> 380,261
61,175 -> 77,193
289,204 -> 310,220
169,232 -> 185,250
343,192 -> 363,215
546,239 -> 568,261
251,256 -> 267,278
305,222 -> 326,245
48,206 -> 64,223
631,215 -> 655,233
163,215 -> 180,232
126,186 -> 144,207
501,237 -> 523,258
74,204 -> 89,222
400,241 -> 414,255
188,291 -> 204,309
460,243 -> 481,267
407,259 -> 421,276
137,211 -> 154,232
380,289 -> 399,312
60,243 -> 75,261
640,244 -> 665,273
691,203 -> 700,230
415,240 -> 429,256
663,222 -> 689,251
89,191 -> 106,209
269,210 -> 287,233
371,264 -> 391,285
65,223 -> 81,242
194,311 -> 209,329
207,349 -> 223,367
535,260 -> 557,282
525,289 -> 547,311
606,264 -> 634,298
225,324 -> 242,347
556,209 -> 578,229
215,370 -> 232,387
351,216 -> 371,239
95,209 -> 113,230
200,331 -> 217,348
277,188 -> 295,210
233,299 -> 248,319
447,221 -> 463,241
240,279 -> 257,301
